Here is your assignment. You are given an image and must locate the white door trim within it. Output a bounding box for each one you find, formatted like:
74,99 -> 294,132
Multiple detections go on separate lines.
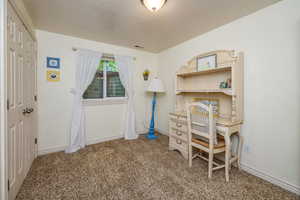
0,0 -> 8,199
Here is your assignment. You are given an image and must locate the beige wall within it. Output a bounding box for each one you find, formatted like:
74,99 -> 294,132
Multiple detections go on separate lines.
156,0 -> 300,193
37,30 -> 158,154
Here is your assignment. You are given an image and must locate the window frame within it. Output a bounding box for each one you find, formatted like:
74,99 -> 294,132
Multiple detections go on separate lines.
83,58 -> 128,106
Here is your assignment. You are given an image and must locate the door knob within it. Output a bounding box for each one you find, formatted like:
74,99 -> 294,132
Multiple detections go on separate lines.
22,108 -> 28,115
23,108 -> 30,115
22,108 -> 34,115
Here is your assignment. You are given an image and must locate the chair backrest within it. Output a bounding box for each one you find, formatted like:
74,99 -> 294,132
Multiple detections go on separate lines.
186,102 -> 217,147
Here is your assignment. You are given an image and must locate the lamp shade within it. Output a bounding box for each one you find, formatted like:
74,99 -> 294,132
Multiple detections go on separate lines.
147,78 -> 165,93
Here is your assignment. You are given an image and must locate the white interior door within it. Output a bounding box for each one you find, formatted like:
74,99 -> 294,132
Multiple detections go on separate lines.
7,3 -> 37,200
24,26 -> 37,170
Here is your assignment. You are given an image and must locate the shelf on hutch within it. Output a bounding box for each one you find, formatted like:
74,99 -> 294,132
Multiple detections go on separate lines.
176,66 -> 232,77
176,89 -> 233,96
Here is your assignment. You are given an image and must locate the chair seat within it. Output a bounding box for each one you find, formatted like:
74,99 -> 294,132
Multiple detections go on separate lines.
192,137 -> 225,149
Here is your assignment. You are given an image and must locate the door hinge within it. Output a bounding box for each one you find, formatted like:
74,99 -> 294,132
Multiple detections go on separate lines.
8,179 -> 10,191
34,95 -> 37,102
7,99 -> 9,110
35,138 -> 37,144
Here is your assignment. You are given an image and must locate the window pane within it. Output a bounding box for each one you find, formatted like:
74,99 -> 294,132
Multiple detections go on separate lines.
106,61 -> 125,97
82,60 -> 126,99
83,61 -> 103,99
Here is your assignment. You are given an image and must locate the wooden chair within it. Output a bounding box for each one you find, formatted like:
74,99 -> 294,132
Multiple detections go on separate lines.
186,102 -> 230,182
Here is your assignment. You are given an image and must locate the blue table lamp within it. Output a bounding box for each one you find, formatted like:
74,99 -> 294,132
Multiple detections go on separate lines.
147,78 -> 165,140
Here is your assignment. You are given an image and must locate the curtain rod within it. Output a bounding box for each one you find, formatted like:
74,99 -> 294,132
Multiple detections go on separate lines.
72,47 -> 114,58
72,47 -> 136,60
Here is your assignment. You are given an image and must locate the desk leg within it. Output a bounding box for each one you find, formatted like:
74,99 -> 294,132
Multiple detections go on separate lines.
237,134 -> 243,170
225,132 -> 231,182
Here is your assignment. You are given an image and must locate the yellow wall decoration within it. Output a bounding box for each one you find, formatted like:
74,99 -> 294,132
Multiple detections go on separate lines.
47,70 -> 60,82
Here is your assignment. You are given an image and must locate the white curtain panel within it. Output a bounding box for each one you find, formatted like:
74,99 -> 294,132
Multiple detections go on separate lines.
65,49 -> 103,153
115,55 -> 138,140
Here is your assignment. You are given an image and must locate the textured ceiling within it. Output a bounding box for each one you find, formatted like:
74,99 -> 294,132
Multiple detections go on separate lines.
23,0 -> 281,53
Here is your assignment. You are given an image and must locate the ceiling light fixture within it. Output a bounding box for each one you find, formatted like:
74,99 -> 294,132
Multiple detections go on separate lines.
141,0 -> 167,12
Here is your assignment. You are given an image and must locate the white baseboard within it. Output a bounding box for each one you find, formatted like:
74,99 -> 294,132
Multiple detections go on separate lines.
38,145 -> 66,156
156,128 -> 169,136
38,135 -> 124,156
86,135 -> 124,146
38,132 -> 150,156
240,163 -> 300,195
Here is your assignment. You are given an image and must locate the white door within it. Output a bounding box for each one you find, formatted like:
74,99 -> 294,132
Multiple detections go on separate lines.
7,3 -> 37,200
23,25 -> 37,173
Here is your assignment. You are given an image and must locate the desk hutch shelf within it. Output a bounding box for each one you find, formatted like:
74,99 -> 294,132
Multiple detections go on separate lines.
175,50 -> 244,122
169,50 -> 244,159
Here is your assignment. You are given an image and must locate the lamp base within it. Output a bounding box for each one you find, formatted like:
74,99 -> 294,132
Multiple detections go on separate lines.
147,127 -> 157,139
146,133 -> 158,140
147,92 -> 158,140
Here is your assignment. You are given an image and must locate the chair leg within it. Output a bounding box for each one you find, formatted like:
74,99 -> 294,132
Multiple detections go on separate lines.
208,151 -> 213,179
189,144 -> 192,167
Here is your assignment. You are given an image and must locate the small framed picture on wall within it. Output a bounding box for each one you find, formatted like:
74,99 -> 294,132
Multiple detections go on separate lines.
47,70 -> 60,82
47,57 -> 60,69
197,54 -> 217,71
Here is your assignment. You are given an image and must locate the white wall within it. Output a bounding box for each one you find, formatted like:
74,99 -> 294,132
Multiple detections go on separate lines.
157,0 -> 300,193
37,30 -> 158,154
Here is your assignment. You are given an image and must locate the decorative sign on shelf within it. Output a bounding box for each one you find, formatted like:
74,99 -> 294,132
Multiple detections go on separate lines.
219,78 -> 232,89
197,54 -> 217,71
47,57 -> 60,69
47,70 -> 60,82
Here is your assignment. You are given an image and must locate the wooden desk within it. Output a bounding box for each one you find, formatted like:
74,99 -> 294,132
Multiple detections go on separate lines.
169,50 -> 244,181
169,112 -> 243,172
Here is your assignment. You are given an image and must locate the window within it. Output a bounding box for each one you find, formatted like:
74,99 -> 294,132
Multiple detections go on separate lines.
83,60 -> 126,100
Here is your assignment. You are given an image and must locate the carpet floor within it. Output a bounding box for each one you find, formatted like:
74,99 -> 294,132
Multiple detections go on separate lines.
17,134 -> 298,200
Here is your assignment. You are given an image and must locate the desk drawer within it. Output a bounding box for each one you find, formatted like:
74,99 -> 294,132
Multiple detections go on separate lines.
169,128 -> 188,142
169,136 -> 188,152
170,118 -> 187,132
